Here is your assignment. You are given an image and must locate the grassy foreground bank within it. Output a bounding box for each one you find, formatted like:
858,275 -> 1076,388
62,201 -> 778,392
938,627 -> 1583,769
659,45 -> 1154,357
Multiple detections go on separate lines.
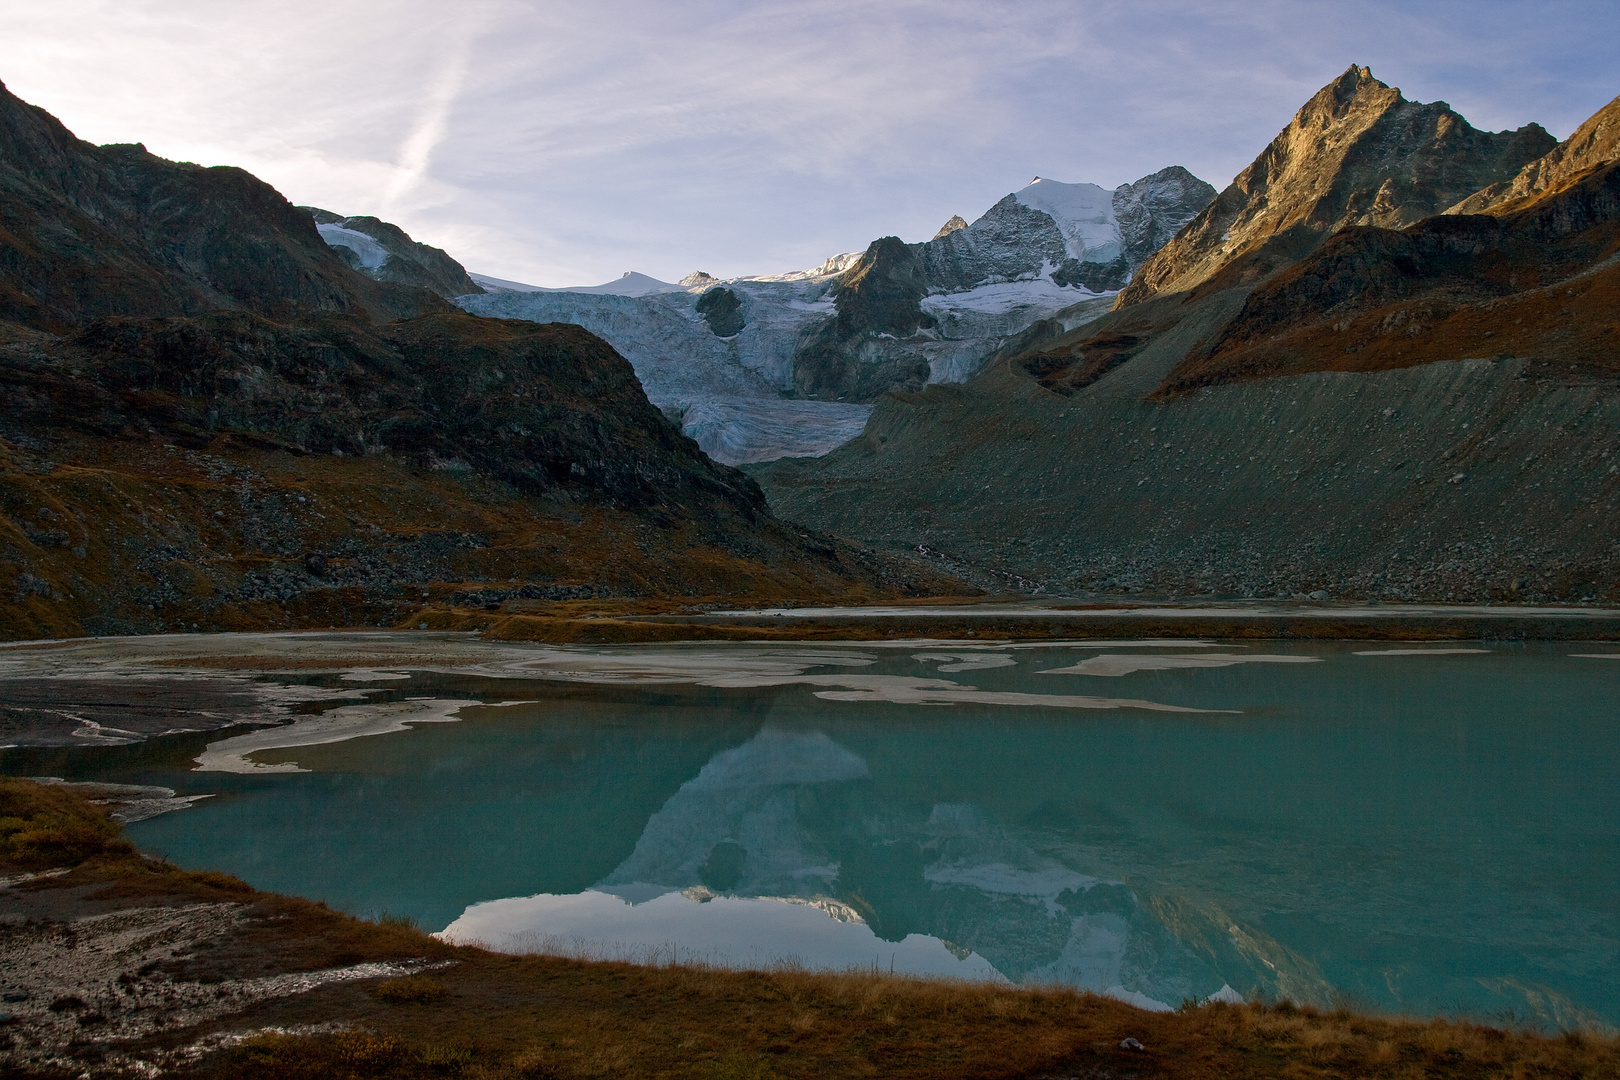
2,777 -> 1615,1079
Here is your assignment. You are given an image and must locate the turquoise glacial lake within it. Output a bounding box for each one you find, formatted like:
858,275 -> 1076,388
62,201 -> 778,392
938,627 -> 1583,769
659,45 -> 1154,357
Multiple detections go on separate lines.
19,639 -> 1620,1028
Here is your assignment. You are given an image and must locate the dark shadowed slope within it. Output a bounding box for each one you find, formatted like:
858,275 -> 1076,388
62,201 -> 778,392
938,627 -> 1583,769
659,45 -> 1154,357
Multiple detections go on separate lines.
0,81 -> 959,639
0,81 -> 436,331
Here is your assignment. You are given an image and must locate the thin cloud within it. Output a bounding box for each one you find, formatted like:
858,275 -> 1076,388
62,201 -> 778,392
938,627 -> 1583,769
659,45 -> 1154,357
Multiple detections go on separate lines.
0,0 -> 1614,285
382,6 -> 495,212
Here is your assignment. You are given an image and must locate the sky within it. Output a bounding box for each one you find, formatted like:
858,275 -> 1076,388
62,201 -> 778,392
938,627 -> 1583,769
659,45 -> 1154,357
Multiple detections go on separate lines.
2,1 -> 1617,287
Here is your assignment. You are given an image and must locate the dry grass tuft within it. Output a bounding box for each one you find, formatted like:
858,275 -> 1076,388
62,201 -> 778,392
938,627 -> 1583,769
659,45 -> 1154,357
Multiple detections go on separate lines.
0,774 -> 133,870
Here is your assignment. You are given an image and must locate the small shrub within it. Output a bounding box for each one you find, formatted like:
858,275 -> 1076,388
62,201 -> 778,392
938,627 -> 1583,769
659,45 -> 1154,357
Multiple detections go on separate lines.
417,1042 -> 474,1071
337,1029 -> 405,1073
375,975 -> 448,1004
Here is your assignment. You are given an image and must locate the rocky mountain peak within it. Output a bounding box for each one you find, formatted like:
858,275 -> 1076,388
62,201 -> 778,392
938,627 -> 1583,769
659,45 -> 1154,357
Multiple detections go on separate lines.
911,169 -> 1214,297
833,236 -> 935,338
1117,65 -> 1556,306
1113,165 -> 1219,269
1449,92 -> 1620,214
933,215 -> 969,239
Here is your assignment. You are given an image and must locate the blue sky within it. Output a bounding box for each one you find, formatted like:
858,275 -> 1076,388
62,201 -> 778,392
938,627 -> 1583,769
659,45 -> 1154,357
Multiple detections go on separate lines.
2,0 -> 1615,286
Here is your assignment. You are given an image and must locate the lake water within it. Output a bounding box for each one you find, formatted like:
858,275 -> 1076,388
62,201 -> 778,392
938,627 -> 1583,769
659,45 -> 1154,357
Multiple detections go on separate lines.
12,638 -> 1618,1029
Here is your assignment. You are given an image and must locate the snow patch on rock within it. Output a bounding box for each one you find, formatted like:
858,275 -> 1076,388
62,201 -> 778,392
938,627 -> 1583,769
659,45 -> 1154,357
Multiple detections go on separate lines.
1013,178 -> 1122,263
316,224 -> 389,269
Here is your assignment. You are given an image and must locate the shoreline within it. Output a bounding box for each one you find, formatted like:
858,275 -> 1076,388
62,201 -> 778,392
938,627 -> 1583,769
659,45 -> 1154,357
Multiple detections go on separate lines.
2,624 -> 1616,754
2,777 -> 1617,1079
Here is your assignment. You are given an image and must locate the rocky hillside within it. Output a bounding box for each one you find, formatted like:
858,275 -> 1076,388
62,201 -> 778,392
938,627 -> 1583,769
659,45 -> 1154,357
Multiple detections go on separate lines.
1161,147 -> 1620,393
1116,66 -> 1554,306
0,88 -> 434,333
303,207 -> 484,299
1148,90 -> 1620,394
1450,91 -> 1620,213
0,79 -> 956,639
749,69 -> 1620,604
793,170 -> 1216,401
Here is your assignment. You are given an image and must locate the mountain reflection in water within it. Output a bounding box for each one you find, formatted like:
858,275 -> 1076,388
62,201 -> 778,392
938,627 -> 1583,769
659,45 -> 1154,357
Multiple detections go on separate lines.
441,729 -> 1249,1010
101,641 -> 1620,1031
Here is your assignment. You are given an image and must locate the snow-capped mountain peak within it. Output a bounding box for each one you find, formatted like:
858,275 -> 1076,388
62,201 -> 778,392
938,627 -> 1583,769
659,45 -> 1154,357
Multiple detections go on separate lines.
456,167 -> 1214,466
1012,178 -> 1121,263
468,269 -> 684,297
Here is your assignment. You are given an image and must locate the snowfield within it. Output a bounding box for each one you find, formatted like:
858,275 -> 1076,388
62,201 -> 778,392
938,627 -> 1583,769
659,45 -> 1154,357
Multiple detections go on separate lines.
1013,178 -> 1123,263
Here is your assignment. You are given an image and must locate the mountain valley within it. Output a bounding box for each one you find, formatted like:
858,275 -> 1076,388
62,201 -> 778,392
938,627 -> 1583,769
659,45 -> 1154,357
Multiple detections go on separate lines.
4,42 -> 1620,1080
749,67 -> 1620,604
4,61 -> 1618,636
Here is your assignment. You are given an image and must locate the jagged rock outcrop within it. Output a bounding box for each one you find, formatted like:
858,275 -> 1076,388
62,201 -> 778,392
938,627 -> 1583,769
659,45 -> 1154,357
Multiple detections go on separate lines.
791,237 -> 936,399
932,215 -> 968,239
0,81 -> 956,638
695,285 -> 745,337
302,208 -> 484,299
1449,92 -> 1620,213
1116,66 -> 1555,306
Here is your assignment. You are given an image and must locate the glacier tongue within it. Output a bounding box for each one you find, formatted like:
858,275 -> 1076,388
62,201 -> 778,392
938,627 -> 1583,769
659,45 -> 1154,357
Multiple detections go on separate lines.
468,269 -> 685,297
457,274 -> 881,466
457,269 -> 1103,464
450,167 -> 1211,467
676,398 -> 875,466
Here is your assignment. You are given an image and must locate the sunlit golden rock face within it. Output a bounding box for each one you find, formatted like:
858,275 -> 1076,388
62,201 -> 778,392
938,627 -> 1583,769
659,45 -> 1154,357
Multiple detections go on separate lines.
1450,92 -> 1620,215
1117,65 -> 1555,306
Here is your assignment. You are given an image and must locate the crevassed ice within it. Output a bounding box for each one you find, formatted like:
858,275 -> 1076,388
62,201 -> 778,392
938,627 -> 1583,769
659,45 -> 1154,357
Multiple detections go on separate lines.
316,224 -> 389,269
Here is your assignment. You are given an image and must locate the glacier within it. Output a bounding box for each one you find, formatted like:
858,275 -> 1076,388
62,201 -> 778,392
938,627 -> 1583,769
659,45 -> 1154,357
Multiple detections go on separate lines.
314,170 -> 1213,465
1013,178 -> 1123,263
315,223 -> 390,270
